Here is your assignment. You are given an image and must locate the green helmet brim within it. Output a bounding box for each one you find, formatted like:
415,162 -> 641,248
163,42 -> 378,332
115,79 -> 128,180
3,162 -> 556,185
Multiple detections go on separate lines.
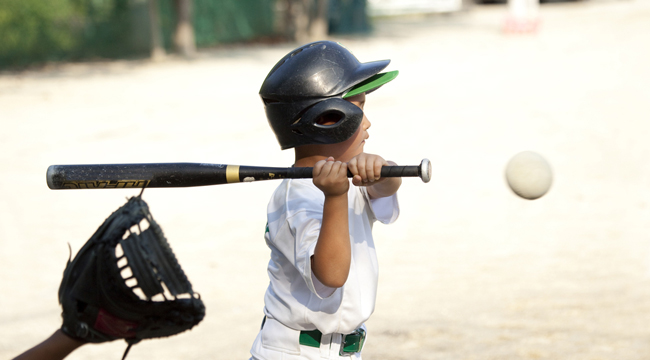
343,70 -> 399,98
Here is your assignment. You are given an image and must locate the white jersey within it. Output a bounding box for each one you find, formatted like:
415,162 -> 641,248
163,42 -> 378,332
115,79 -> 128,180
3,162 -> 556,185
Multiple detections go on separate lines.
262,178 -> 399,335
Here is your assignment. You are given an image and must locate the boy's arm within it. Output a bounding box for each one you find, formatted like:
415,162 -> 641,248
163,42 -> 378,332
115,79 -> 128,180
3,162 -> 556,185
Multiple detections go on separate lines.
348,153 -> 402,199
311,157 -> 351,289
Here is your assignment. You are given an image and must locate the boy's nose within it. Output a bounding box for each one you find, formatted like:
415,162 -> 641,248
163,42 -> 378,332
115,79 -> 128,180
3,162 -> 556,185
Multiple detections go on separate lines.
363,116 -> 371,130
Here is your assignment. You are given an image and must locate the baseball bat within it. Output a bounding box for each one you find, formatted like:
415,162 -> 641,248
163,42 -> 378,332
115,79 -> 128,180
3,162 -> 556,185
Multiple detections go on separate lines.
46,159 -> 431,190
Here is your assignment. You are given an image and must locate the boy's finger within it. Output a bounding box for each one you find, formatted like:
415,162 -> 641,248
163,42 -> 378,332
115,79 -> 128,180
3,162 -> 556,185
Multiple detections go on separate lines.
373,160 -> 384,181
338,161 -> 349,178
313,159 -> 327,176
325,160 -> 337,174
347,159 -> 358,178
321,161 -> 336,176
356,160 -> 367,181
365,158 -> 376,182
352,175 -> 363,187
332,161 -> 347,179
318,157 -> 339,177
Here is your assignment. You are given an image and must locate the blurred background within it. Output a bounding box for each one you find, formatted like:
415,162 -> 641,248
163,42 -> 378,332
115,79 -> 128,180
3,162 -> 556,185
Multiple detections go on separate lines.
0,0 -> 558,68
0,0 -> 440,68
2,0 -> 650,359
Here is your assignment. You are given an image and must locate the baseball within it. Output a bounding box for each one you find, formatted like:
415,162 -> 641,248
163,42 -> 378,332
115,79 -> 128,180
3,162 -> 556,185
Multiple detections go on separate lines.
505,151 -> 553,200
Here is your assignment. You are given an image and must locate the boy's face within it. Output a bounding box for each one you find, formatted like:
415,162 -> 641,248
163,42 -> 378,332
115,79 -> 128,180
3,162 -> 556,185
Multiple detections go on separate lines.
316,93 -> 371,162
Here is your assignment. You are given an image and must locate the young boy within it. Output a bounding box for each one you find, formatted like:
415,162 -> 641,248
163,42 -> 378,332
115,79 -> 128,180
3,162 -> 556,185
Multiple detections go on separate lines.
250,41 -> 401,360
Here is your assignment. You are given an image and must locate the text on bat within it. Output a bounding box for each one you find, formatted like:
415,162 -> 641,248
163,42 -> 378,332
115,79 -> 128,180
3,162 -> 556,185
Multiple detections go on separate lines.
61,180 -> 151,189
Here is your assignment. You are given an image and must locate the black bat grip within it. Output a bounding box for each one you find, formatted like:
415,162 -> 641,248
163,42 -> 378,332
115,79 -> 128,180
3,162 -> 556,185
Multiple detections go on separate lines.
286,166 -> 416,178
286,167 -> 314,178
288,159 -> 431,183
378,166 -> 420,178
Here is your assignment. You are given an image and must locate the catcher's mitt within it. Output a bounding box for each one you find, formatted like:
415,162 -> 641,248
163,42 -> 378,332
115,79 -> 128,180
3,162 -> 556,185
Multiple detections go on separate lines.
58,196 -> 205,359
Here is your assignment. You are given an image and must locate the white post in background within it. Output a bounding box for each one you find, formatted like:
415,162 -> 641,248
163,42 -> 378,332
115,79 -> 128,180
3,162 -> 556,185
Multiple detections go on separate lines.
503,0 -> 540,34
174,0 -> 196,57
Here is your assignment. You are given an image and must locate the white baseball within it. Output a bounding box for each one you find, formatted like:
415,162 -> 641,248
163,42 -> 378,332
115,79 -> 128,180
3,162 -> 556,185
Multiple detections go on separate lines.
505,151 -> 553,200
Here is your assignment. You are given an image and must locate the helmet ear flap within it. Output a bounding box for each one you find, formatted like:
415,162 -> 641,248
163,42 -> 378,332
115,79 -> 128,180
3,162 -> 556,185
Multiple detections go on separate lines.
293,98 -> 364,145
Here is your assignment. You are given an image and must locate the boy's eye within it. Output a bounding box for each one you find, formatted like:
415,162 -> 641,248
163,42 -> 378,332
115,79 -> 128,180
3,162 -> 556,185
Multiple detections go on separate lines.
316,112 -> 343,126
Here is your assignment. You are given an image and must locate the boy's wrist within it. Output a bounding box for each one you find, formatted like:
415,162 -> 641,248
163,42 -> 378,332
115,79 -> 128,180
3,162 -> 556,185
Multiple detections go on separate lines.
323,192 -> 349,206
367,177 -> 401,199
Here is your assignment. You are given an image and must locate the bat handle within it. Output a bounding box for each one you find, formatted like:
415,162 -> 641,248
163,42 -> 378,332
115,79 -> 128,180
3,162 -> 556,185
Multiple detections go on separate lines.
378,158 -> 431,183
289,158 -> 431,183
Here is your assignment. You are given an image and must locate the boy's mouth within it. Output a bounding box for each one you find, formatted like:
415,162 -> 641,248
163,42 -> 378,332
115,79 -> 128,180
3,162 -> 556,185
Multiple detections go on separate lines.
359,133 -> 369,147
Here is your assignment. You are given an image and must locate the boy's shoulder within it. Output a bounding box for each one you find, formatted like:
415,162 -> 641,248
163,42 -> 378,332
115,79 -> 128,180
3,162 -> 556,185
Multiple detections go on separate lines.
269,179 -> 323,212
269,179 -> 367,214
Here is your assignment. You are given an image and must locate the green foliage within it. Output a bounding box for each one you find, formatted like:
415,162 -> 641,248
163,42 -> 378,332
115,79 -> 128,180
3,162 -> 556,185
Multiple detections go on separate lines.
193,0 -> 274,46
0,0 -> 136,68
329,0 -> 371,34
76,0 -> 132,57
1,0 -> 342,68
159,0 -> 275,48
0,0 -> 82,66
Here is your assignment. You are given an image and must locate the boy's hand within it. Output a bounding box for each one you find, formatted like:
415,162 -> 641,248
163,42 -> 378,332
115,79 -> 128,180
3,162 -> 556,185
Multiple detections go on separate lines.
347,153 -> 390,187
313,157 -> 350,196
348,153 -> 402,199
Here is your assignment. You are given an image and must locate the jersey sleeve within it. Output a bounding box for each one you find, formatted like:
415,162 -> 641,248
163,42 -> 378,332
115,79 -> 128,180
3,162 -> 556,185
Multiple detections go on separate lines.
360,187 -> 400,224
286,210 -> 337,299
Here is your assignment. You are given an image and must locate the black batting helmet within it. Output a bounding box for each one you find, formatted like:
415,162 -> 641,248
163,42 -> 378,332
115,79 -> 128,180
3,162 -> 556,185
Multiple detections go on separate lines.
259,41 -> 398,150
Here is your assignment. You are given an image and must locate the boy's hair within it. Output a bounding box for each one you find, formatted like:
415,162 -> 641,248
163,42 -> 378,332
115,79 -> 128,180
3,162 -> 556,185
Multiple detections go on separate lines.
259,41 -> 398,150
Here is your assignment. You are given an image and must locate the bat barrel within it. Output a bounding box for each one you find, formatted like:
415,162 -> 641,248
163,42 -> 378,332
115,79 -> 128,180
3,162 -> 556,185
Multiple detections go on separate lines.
47,163 -> 230,189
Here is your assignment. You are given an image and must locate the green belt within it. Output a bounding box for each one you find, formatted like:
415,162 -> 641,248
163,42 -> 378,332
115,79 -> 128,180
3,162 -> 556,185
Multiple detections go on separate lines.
299,328 -> 366,356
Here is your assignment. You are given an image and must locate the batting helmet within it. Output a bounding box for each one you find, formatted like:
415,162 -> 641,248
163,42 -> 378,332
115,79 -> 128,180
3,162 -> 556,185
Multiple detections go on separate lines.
259,41 -> 398,150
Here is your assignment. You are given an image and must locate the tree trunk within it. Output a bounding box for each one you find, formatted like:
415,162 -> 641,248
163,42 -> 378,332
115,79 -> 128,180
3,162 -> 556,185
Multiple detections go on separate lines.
148,0 -> 165,60
310,0 -> 329,41
291,0 -> 311,43
287,0 -> 329,43
174,0 -> 196,57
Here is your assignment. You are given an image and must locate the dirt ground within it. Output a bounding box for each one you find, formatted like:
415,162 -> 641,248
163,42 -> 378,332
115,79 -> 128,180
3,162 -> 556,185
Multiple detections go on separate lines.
1,1 -> 650,359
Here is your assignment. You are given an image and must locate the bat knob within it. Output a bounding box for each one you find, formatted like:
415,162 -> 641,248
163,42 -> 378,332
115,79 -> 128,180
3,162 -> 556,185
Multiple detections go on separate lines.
419,158 -> 432,183
47,165 -> 62,189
